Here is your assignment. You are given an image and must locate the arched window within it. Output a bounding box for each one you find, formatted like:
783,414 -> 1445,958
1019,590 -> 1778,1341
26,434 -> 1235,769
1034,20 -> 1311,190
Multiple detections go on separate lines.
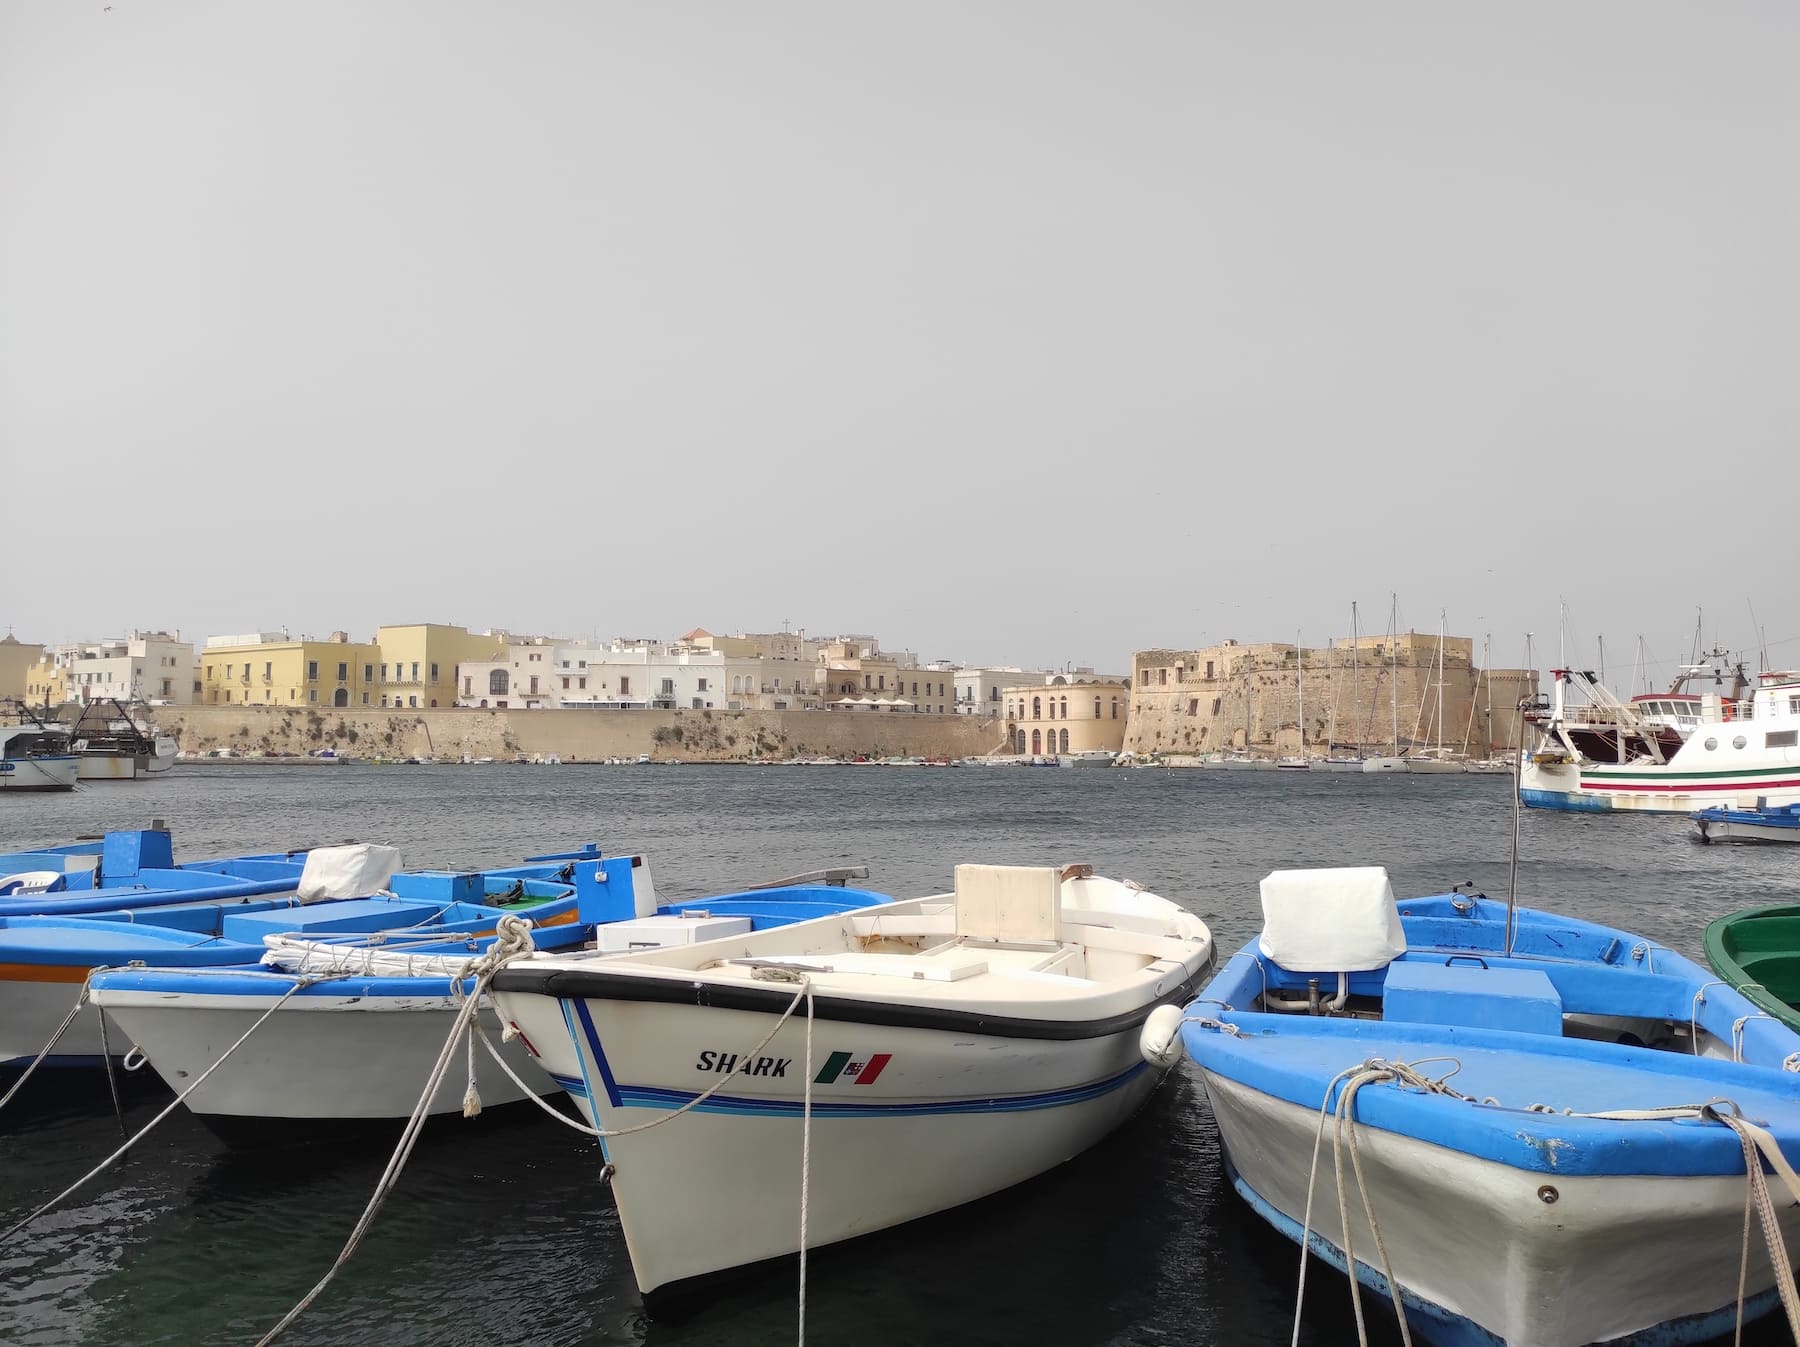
1059,697 -> 1068,719
1007,698 -> 1014,718
333,688 -> 348,707
1014,728 -> 1027,753
1111,698 -> 1119,720
1032,696 -> 1042,719
1094,696 -> 1102,719
1059,729 -> 1070,753
490,670 -> 509,694
1031,729 -> 1042,755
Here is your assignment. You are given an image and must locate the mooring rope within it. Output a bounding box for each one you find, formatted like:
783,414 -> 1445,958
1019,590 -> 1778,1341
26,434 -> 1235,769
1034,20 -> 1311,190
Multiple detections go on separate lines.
254,925 -> 822,1346
0,973 -> 346,1247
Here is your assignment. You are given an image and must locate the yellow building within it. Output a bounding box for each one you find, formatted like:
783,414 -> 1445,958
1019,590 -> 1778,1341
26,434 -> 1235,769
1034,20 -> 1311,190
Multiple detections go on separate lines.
1002,676 -> 1129,756
374,624 -> 505,709
199,632 -> 382,708
2,636 -> 48,703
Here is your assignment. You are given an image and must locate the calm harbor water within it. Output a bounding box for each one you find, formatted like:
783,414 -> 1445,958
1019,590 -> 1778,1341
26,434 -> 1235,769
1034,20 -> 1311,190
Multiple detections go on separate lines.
2,764 -> 1796,1347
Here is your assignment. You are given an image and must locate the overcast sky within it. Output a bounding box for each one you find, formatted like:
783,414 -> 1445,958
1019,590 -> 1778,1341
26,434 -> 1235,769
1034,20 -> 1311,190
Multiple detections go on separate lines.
3,3 -> 1794,689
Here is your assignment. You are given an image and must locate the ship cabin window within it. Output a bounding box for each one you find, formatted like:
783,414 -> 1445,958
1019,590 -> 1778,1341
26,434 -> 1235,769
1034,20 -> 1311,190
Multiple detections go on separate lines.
1766,730 -> 1798,749
1733,735 -> 1748,750
1704,737 -> 1719,751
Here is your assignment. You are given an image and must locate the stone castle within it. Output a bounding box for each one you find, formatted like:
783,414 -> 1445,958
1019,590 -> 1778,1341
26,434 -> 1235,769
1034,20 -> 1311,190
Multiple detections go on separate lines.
1126,633 -> 1538,759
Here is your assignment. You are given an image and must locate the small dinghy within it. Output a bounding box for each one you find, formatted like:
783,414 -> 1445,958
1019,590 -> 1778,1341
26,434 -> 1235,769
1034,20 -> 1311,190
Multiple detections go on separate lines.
1160,866 -> 1800,1347
490,863 -> 1214,1305
1692,800 -> 1800,845
86,855 -> 890,1140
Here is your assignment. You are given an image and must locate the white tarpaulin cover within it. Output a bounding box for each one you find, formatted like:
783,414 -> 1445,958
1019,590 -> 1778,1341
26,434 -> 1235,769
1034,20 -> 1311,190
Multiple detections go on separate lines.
1257,865 -> 1407,972
295,843 -> 402,904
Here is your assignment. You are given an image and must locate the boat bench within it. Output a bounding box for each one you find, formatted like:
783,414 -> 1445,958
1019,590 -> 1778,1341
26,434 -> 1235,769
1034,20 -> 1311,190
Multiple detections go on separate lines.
1383,961 -> 1564,1036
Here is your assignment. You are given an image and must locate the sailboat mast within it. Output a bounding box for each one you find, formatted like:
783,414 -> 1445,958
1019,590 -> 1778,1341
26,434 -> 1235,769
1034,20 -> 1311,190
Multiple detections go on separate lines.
1351,602 -> 1361,754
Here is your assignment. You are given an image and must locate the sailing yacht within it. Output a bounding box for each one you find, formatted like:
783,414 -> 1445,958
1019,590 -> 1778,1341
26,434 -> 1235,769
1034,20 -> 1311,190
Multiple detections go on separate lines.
1362,598 -> 1408,773
1406,612 -> 1464,773
1319,609 -> 1367,771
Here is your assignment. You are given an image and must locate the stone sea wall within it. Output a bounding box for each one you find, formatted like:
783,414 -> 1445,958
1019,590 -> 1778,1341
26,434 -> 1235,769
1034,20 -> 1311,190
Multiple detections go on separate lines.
152,705 -> 1006,763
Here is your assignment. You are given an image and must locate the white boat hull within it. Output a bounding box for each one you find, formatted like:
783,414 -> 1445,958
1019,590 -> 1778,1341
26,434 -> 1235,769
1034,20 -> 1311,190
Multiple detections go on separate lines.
89,988 -> 552,1119
1521,754 -> 1800,815
501,992 -> 1166,1298
1204,1071 -> 1800,1346
0,755 -> 79,792
1360,756 -> 1407,774
0,974 -> 118,1065
1404,759 -> 1465,774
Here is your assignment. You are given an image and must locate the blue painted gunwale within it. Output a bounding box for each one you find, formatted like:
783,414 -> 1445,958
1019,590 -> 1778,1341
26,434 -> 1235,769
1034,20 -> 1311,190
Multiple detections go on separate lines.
85,884 -> 893,1003
1182,892 -> 1800,1179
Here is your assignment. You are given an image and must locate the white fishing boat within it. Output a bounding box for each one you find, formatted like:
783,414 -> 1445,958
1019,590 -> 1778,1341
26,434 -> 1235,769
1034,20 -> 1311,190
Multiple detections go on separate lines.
87,856 -> 891,1140
0,705 -> 79,793
1522,667 -> 1800,814
57,698 -> 179,780
490,864 -> 1214,1303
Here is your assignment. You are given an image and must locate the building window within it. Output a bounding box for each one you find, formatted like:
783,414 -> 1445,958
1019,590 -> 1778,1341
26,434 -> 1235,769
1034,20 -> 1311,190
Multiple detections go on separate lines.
431,663 -> 439,681
1032,696 -> 1042,719
1094,696 -> 1102,719
698,678 -> 709,692
490,670 -> 509,694
362,692 -> 370,705
1140,670 -> 1150,686
412,662 -> 420,680
337,662 -> 348,681
529,676 -> 539,694
464,676 -> 472,695
308,661 -> 319,681
308,689 -> 317,703
265,661 -> 273,679
1060,730 -> 1069,752
1112,699 -> 1119,719
579,677 -> 587,689
1015,728 -> 1027,753
409,696 -> 417,708
1206,660 -> 1215,678
660,678 -> 675,696
364,664 -> 373,681
562,677 -> 570,689
1031,729 -> 1042,754
620,676 -> 630,696
1159,668 -> 1167,685
1177,667 -> 1185,682
224,689 -> 231,702
1189,698 -> 1200,716
1060,698 -> 1068,719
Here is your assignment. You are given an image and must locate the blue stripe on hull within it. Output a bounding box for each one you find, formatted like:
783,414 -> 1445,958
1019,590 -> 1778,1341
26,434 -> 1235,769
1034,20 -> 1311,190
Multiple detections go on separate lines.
1519,788 -> 1616,813
611,1062 -> 1148,1119
562,993 -> 1149,1119
1224,1159 -> 1777,1347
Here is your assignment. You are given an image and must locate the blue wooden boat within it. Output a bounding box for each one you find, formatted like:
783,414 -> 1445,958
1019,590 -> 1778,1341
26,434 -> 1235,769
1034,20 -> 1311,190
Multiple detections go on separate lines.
1692,800 -> 1800,845
85,856 -> 893,1138
1153,866 -> 1800,1347
0,835 -> 595,1070
0,826 -> 309,913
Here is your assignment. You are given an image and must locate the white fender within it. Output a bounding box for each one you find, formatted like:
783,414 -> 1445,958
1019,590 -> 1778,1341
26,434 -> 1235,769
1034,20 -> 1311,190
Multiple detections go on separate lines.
1139,1002 -> 1187,1069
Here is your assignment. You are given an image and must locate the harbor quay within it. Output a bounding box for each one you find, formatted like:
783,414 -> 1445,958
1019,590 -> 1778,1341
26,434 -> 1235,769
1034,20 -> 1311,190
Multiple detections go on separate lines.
146,703 -> 1006,764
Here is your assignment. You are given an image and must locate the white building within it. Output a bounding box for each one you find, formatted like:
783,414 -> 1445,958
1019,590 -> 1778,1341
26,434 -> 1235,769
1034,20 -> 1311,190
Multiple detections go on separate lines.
953,666 -> 1036,717
456,636 -> 824,712
49,631 -> 196,705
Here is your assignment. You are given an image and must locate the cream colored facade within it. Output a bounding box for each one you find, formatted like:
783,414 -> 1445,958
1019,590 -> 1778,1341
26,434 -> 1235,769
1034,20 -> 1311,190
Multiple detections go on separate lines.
199,632 -> 383,709
1,636 -> 47,702
1002,676 -> 1129,756
375,624 -> 505,709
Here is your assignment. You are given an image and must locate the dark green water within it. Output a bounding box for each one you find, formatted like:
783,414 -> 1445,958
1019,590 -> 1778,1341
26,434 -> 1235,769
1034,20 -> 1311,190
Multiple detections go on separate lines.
1,765 -> 1794,1346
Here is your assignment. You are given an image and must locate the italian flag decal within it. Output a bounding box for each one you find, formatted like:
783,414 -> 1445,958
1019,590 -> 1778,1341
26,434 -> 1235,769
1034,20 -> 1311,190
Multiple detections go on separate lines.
813,1051 -> 892,1085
